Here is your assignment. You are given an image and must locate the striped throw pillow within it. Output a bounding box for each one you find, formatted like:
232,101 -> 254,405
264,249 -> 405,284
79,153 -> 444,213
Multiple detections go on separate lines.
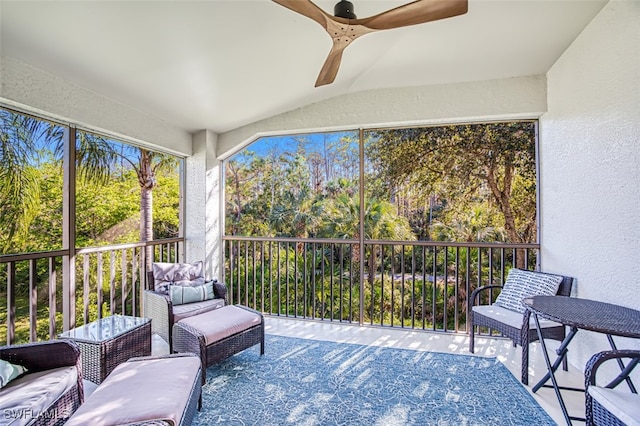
494,269 -> 563,313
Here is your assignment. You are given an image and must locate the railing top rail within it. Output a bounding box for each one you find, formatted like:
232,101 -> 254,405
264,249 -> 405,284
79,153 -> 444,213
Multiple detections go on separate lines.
223,235 -> 539,249
223,235 -> 359,245
76,242 -> 146,254
1,238 -> 185,262
0,249 -> 69,263
77,238 -> 184,254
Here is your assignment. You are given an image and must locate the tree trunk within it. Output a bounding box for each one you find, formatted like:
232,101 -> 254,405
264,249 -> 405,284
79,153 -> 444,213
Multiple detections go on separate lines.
138,149 -> 155,274
141,186 -> 153,271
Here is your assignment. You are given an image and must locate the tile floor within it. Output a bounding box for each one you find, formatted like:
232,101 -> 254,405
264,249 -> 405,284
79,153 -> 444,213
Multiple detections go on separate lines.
153,316 -> 586,425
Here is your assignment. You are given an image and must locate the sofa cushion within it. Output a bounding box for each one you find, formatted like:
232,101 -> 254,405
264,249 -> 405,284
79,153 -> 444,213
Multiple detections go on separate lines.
169,280 -> 215,305
152,261 -> 204,294
65,356 -> 201,426
0,359 -> 27,389
494,269 -> 563,313
589,386 -> 640,426
172,297 -> 225,323
0,366 -> 77,426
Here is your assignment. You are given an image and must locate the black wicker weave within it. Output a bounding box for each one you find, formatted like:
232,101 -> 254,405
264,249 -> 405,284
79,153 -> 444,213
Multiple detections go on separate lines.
172,305 -> 265,384
144,271 -> 227,348
0,340 -> 84,426
58,315 -> 151,384
584,350 -> 640,426
526,296 -> 640,425
468,271 -> 575,385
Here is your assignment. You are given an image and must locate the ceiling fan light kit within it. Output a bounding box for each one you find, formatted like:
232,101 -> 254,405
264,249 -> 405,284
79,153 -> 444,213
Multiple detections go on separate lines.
272,0 -> 468,87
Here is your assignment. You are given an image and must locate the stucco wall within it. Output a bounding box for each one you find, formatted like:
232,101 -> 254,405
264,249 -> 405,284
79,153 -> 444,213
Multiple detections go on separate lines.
0,56 -> 192,156
186,130 -> 222,280
217,75 -> 548,159
540,0 -> 640,365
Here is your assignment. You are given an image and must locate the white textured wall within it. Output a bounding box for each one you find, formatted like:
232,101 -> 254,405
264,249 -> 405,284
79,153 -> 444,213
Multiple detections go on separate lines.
185,131 -> 207,265
186,130 -> 222,280
0,57 -> 192,155
218,76 -> 547,158
540,0 -> 640,366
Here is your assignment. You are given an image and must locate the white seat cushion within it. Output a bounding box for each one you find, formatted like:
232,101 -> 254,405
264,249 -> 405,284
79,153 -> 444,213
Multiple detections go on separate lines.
0,366 -> 78,426
589,386 -> 640,426
472,304 -> 563,329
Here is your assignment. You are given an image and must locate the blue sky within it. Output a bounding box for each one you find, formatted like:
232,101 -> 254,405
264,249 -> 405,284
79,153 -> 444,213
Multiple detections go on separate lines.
231,130 -> 358,160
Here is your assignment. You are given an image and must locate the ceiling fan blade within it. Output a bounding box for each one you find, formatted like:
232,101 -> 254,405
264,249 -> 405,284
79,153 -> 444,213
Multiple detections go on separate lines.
315,44 -> 347,87
358,0 -> 468,30
271,0 -> 331,28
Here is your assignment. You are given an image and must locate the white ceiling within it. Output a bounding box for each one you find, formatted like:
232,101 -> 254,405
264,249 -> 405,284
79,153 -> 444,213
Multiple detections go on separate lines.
0,0 -> 607,134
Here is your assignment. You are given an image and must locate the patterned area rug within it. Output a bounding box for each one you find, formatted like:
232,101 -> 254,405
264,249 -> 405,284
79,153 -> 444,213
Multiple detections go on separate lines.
193,335 -> 554,426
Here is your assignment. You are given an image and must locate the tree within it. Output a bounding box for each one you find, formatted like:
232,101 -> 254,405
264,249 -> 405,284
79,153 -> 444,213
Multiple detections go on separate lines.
320,194 -> 416,262
118,147 -> 178,270
0,108 -> 178,263
367,121 -> 537,244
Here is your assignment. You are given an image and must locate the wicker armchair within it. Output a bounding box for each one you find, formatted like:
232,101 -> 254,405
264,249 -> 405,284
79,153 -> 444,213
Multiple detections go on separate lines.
143,262 -> 227,349
585,350 -> 640,426
0,340 -> 84,425
469,269 -> 575,385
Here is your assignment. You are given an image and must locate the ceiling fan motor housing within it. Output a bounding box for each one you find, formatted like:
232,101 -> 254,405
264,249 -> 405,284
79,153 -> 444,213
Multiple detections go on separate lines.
334,0 -> 356,19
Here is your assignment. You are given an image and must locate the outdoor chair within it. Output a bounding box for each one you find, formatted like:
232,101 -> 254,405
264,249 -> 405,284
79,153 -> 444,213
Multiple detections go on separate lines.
468,268 -> 575,384
0,340 -> 84,425
585,350 -> 640,426
143,261 -> 227,349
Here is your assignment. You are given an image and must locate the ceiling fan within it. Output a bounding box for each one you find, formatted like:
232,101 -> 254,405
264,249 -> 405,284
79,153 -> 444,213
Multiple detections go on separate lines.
272,0 -> 468,87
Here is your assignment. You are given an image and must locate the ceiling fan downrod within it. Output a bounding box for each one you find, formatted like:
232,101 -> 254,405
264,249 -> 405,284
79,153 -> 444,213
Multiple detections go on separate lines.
334,0 -> 356,19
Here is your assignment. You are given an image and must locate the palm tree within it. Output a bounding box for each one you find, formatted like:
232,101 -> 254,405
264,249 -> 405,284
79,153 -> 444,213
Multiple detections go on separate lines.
0,108 -> 176,267
320,194 -> 416,268
430,205 -> 505,243
123,148 -> 178,270
0,111 -> 41,250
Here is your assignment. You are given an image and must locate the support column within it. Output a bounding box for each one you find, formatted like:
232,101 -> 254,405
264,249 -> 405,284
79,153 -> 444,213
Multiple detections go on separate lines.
62,126 -> 76,331
185,130 -> 222,280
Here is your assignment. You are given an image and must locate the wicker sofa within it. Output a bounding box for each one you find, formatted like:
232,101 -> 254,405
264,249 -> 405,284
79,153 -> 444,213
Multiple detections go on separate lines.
1,340 -> 202,426
144,261 -> 227,349
0,340 -> 84,426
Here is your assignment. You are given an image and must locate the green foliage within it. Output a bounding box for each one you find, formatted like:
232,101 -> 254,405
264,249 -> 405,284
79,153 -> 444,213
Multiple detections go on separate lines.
367,121 -> 537,243
0,107 -> 181,344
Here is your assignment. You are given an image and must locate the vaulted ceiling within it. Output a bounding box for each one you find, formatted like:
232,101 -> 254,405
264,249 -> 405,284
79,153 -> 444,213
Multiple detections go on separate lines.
1,0 -> 607,134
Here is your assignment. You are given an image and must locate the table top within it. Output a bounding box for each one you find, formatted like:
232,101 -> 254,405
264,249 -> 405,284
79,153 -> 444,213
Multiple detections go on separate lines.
58,315 -> 150,343
524,296 -> 640,338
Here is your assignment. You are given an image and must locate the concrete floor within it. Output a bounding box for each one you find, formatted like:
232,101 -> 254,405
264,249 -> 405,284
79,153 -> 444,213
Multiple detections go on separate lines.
152,316 -> 586,425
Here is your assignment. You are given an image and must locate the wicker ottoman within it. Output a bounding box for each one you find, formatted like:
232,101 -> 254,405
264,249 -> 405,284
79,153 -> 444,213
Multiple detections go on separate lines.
172,305 -> 264,383
65,353 -> 201,426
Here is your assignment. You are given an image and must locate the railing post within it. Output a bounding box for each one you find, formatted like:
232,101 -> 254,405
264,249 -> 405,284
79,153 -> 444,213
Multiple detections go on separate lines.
7,261 -> 16,345
358,127 -> 365,325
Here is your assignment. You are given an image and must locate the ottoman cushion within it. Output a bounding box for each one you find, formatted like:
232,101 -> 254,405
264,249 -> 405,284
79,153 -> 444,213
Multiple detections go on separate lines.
65,356 -> 200,426
178,305 -> 262,346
